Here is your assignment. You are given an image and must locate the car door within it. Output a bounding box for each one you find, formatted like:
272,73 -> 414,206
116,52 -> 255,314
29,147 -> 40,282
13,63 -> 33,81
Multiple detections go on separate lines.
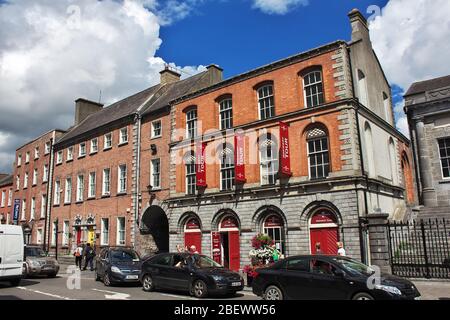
149,254 -> 174,289
277,257 -> 312,300
309,258 -> 348,300
165,254 -> 191,290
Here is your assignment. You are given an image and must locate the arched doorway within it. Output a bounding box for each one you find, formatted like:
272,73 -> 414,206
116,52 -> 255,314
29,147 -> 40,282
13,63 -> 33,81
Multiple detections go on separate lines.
309,209 -> 339,255
263,214 -> 285,255
141,206 -> 169,253
212,215 -> 240,271
184,218 -> 202,253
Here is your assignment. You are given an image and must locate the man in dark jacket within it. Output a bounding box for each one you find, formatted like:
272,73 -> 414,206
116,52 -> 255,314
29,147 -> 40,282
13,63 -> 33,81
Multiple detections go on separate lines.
83,243 -> 95,271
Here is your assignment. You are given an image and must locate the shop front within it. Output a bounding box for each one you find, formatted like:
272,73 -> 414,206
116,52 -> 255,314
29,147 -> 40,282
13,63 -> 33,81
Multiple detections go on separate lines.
211,216 -> 240,271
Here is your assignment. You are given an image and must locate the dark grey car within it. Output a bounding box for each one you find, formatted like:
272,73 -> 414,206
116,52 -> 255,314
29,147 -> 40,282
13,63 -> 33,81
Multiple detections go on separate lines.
95,247 -> 141,286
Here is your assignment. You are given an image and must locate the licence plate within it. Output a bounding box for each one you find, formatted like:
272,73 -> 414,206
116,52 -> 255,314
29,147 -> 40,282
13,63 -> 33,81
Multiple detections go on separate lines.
231,282 -> 242,287
126,275 -> 139,280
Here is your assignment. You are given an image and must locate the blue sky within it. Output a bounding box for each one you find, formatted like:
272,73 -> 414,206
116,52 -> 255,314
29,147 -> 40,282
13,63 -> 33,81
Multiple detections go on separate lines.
1,0 -> 449,172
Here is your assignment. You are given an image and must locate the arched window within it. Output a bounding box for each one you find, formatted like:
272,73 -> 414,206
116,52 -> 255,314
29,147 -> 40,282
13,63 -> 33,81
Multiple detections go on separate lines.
306,127 -> 330,179
263,214 -> 285,255
219,97 -> 233,130
259,133 -> 278,185
364,122 -> 376,177
219,143 -> 235,191
184,151 -> 196,195
388,138 -> 398,185
357,70 -> 369,107
257,83 -> 275,120
303,70 -> 324,108
186,108 -> 198,139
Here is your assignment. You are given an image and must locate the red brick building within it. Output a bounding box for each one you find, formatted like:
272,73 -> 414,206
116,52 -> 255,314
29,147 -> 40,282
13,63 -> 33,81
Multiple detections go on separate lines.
0,174 -> 13,224
12,130 -> 65,245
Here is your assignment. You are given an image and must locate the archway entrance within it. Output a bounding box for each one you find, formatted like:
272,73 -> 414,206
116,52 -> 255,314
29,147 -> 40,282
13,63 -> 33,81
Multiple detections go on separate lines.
212,216 -> 240,271
141,206 -> 169,253
184,218 -> 202,253
309,209 -> 339,255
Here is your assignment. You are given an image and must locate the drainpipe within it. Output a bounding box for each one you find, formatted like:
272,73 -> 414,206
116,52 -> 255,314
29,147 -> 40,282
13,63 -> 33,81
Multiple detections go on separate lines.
133,113 -> 142,248
43,133 -> 56,253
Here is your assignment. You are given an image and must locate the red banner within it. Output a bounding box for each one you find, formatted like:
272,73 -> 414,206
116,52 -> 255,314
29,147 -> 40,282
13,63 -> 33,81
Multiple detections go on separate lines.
211,232 -> 221,264
279,121 -> 292,176
234,131 -> 246,183
196,141 -> 207,187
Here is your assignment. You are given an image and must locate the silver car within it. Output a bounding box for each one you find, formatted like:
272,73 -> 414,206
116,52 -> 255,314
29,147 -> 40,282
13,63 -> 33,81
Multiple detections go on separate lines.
23,246 -> 60,278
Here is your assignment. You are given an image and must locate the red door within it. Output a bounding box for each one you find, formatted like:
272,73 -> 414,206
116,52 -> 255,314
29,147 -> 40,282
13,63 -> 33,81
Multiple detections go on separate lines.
310,227 -> 338,255
228,231 -> 240,271
185,232 -> 202,254
76,228 -> 82,245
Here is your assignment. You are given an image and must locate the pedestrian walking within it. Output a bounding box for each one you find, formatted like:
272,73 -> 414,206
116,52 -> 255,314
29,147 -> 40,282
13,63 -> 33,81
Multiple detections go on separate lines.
73,244 -> 83,270
271,244 -> 281,263
337,242 -> 346,256
83,243 -> 95,271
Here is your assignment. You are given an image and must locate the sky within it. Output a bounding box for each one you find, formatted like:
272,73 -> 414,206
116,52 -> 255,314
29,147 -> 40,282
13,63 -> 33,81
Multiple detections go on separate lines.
1,0 -> 450,173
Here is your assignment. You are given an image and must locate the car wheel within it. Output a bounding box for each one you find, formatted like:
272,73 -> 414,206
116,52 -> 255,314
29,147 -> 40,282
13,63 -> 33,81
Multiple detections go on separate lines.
103,272 -> 112,287
353,292 -> 375,300
192,280 -> 208,298
142,274 -> 154,292
264,285 -> 283,301
10,278 -> 21,287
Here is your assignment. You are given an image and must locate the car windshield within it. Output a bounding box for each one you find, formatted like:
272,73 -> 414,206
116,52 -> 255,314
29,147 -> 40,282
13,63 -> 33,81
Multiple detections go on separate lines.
189,255 -> 223,269
26,247 -> 46,257
110,250 -> 140,263
332,257 -> 375,276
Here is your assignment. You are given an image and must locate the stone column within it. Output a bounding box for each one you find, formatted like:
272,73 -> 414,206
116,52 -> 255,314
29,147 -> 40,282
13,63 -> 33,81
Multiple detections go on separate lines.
415,119 -> 437,206
367,213 -> 391,274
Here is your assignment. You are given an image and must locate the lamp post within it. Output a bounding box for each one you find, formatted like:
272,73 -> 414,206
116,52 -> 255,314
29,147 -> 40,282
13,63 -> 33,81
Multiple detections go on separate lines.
55,218 -> 59,260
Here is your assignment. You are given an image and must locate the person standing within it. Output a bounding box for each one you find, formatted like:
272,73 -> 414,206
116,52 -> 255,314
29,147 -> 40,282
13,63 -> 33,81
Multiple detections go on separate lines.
315,242 -> 322,254
73,244 -> 83,270
337,242 -> 346,256
83,243 -> 95,271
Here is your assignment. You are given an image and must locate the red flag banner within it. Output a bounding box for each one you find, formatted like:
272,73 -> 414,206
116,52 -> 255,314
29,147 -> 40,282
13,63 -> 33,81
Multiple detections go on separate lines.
196,141 -> 207,187
234,131 -> 246,183
279,121 -> 292,176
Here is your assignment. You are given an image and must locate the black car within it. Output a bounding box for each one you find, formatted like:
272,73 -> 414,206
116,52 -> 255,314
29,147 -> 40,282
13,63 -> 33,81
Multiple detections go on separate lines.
252,255 -> 421,300
139,252 -> 244,298
95,247 -> 141,286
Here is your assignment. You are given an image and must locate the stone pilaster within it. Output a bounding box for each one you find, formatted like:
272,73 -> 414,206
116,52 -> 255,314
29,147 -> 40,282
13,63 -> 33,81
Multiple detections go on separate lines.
367,213 -> 391,274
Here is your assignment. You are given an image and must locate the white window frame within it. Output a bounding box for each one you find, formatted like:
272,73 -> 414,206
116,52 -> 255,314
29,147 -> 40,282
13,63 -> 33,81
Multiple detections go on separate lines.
90,138 -> 98,154
23,172 -> 28,189
56,150 -> 63,164
51,221 -> 57,247
104,133 -> 112,150
116,217 -> 125,246
119,127 -> 128,145
16,175 -> 20,190
76,175 -> 84,202
88,172 -> 96,198
185,153 -> 196,195
219,98 -> 233,130
1,190 -> 5,208
257,84 -> 275,120
17,154 -> 22,167
30,197 -> 35,220
34,147 -> 39,159
186,109 -> 198,139
101,218 -> 109,246
67,146 -> 74,161
8,189 -> 12,207
102,168 -> 111,196
259,135 -> 278,185
79,142 -> 86,158
54,180 -> 61,205
40,194 -> 46,218
151,120 -> 162,138
438,137 -> 450,180
45,142 -> 51,154
43,164 -> 49,182
21,199 -> 26,221
307,131 -> 330,180
150,159 -> 161,189
303,70 -> 324,108
32,168 -> 38,186
62,221 -> 70,246
118,165 -> 127,193
220,144 -> 235,191
25,152 -> 30,163
36,228 -> 43,245
64,177 -> 72,204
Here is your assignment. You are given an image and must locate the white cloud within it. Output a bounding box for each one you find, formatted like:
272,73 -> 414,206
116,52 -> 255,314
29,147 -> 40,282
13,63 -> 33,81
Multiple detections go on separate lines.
0,0 -> 204,172
252,0 -> 309,15
370,0 -> 450,89
394,101 -> 410,138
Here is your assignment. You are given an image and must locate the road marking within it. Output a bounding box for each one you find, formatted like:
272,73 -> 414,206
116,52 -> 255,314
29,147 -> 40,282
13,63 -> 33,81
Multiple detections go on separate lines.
16,286 -> 74,300
159,293 -> 199,300
91,288 -> 130,300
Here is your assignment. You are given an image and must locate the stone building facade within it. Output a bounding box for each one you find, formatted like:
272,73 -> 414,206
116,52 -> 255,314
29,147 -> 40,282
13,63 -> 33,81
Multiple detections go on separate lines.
405,75 -> 450,218
160,9 -> 416,271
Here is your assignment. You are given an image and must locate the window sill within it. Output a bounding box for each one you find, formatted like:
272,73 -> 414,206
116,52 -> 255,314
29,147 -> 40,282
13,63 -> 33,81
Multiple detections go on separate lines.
66,159 -> 73,163
118,142 -> 128,147
101,194 -> 111,198
75,200 -> 83,204
117,192 -> 127,196
53,204 -> 60,207
438,179 -> 450,184
42,181 -> 48,185
90,151 -> 98,155
103,147 -> 112,152
87,196 -> 96,201
151,135 -> 162,140
56,162 -> 62,166
64,202 -> 71,206
78,155 -> 86,159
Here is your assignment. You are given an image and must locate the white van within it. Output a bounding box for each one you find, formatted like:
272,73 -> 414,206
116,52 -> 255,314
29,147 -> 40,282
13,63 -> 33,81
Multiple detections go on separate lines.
0,225 -> 24,286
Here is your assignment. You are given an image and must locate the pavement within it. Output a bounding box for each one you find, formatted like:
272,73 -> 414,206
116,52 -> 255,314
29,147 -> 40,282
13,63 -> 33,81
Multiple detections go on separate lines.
0,265 -> 259,301
411,280 -> 450,300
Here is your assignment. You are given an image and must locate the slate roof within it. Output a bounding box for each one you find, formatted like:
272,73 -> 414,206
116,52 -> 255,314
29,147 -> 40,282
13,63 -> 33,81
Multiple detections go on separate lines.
405,75 -> 450,96
56,70 -> 213,146
0,174 -> 13,187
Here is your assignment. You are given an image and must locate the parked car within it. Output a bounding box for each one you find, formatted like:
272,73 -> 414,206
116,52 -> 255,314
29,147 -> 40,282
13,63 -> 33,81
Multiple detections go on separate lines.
95,247 -> 141,286
252,255 -> 421,300
0,225 -> 24,286
140,252 -> 244,298
23,245 -> 59,278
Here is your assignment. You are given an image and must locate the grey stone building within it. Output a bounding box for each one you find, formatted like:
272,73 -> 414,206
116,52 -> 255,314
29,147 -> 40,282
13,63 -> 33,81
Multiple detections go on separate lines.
405,75 -> 450,218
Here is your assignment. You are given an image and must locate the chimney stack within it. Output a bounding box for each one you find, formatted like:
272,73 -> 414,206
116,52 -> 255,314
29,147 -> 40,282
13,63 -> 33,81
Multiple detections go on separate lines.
348,8 -> 370,43
206,64 -> 223,84
74,98 -> 103,126
160,66 -> 181,85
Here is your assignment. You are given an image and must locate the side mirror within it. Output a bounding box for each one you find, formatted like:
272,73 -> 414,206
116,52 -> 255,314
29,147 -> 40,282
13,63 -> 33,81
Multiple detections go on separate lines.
334,269 -> 345,278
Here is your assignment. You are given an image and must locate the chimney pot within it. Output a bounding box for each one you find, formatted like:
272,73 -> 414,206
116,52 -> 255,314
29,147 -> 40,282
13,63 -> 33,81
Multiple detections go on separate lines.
160,67 -> 181,85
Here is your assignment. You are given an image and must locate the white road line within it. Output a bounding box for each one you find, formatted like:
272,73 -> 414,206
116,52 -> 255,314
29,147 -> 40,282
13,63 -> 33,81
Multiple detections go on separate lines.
159,293 -> 199,300
16,286 -> 74,300
91,288 -> 130,300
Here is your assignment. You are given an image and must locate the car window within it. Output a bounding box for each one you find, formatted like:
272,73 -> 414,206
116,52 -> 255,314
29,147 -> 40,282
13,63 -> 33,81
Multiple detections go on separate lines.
189,254 -> 223,269
286,258 -> 309,272
25,247 -> 46,257
310,259 -> 338,276
110,250 -> 139,262
151,254 -> 173,266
